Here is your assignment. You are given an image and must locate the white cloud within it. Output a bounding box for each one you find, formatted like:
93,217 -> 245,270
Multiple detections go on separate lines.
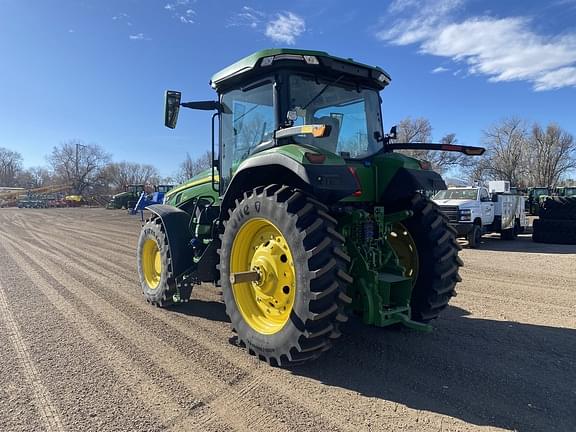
164,0 -> 195,24
228,8 -> 306,45
265,12 -> 305,45
129,33 -> 145,40
376,0 -> 576,91
432,66 -> 449,73
227,6 -> 265,28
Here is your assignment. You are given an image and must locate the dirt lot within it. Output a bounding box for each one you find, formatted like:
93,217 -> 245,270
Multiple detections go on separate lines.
0,208 -> 574,432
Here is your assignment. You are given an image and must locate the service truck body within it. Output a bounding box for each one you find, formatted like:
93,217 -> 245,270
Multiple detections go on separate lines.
433,181 -> 526,247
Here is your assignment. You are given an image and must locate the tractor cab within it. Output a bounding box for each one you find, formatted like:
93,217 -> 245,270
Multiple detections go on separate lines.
165,49 -> 391,194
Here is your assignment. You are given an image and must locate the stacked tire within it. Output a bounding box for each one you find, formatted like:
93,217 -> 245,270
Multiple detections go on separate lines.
532,197 -> 576,244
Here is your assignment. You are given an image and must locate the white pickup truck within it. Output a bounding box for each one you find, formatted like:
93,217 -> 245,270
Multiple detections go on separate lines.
432,181 -> 527,248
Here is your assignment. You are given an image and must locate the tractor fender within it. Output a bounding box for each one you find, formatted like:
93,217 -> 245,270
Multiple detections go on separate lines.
382,168 -> 447,203
146,204 -> 192,278
220,152 -> 357,213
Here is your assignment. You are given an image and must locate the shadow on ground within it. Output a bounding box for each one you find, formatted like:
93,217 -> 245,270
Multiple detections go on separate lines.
464,234 -> 576,254
168,299 -> 229,323
291,306 -> 576,432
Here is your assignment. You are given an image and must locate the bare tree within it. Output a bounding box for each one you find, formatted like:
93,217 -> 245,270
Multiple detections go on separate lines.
177,151 -> 212,183
103,162 -> 160,192
396,117 -> 432,143
394,118 -> 463,173
526,123 -> 576,187
48,140 -> 111,194
17,167 -> 53,188
0,147 -> 23,187
479,118 -> 527,186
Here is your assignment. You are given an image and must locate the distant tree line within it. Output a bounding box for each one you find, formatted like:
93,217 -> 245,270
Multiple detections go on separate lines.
3,118 -> 574,194
395,117 -> 576,187
0,140 -> 211,195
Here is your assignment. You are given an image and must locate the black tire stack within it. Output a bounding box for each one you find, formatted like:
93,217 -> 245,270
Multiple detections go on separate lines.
532,197 -> 576,244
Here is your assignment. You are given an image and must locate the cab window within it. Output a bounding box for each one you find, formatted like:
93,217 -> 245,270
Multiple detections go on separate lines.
220,80 -> 275,188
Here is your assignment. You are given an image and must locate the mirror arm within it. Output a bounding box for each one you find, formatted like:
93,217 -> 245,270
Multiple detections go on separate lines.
181,101 -> 222,111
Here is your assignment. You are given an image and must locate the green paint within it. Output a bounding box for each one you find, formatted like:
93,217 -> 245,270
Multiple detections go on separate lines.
211,48 -> 389,89
339,207 -> 428,329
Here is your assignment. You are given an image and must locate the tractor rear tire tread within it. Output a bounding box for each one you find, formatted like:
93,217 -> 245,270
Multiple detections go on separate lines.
400,194 -> 461,322
539,197 -> 576,221
219,184 -> 352,366
532,218 -> 576,244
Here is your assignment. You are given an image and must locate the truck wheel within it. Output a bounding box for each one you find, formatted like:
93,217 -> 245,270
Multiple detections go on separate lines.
500,222 -> 518,240
390,194 -> 463,322
137,218 -> 177,306
219,185 -> 352,366
467,224 -> 482,248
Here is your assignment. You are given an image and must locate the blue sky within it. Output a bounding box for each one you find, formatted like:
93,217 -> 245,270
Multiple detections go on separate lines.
1,0 -> 575,178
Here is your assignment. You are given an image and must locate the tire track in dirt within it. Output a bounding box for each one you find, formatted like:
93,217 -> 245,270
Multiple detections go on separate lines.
1,225 -> 338,431
1,218 -> 364,432
1,218 -> 510,431
0,239 -> 234,432
0,280 -> 66,432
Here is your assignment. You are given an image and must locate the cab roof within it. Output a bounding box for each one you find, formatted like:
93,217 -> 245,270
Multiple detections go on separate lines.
210,48 -> 391,91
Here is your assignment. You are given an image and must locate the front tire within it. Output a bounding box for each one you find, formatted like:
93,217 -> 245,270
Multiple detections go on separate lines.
219,185 -> 352,366
467,224 -> 482,248
137,218 -> 176,306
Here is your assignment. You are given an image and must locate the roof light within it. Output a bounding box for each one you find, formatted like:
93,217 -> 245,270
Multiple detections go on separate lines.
261,56 -> 274,67
303,55 -> 319,65
377,73 -> 388,83
274,54 -> 304,61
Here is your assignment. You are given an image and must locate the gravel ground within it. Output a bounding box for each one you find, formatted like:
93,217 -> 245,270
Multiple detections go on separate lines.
0,207 -> 574,432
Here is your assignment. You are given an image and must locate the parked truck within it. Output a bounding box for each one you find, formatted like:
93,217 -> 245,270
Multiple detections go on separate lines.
433,181 -> 526,248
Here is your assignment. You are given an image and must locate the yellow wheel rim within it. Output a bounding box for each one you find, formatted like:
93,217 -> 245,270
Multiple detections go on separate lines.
142,238 -> 162,289
387,223 -> 419,286
230,219 -> 296,335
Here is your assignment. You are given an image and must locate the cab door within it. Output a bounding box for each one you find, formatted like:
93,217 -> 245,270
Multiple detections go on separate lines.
479,188 -> 494,225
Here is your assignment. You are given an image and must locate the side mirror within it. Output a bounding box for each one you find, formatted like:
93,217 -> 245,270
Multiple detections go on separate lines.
164,90 -> 181,129
389,125 -> 397,139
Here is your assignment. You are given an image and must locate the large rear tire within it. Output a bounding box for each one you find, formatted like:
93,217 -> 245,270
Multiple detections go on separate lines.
137,218 -> 177,306
539,197 -> 576,221
532,218 -> 576,244
219,185 -> 352,366
391,194 -> 462,322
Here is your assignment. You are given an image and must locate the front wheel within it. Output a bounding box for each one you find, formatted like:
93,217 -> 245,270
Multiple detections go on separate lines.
467,224 -> 482,248
136,218 -> 177,306
219,185 -> 352,366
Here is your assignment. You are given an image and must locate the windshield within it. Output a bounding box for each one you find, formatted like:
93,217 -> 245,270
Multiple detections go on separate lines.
434,189 -> 479,200
533,188 -> 549,197
288,74 -> 383,159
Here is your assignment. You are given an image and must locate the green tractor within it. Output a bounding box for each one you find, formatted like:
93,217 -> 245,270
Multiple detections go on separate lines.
136,49 -> 484,365
556,186 -> 576,198
107,184 -> 146,209
526,187 -> 551,215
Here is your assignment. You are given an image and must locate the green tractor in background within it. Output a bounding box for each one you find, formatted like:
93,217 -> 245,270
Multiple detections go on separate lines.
526,187 -> 552,215
136,49 -> 484,365
107,184 -> 146,209
556,186 -> 576,198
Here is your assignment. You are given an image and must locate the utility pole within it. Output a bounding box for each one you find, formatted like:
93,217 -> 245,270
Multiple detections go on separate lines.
75,143 -> 86,194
